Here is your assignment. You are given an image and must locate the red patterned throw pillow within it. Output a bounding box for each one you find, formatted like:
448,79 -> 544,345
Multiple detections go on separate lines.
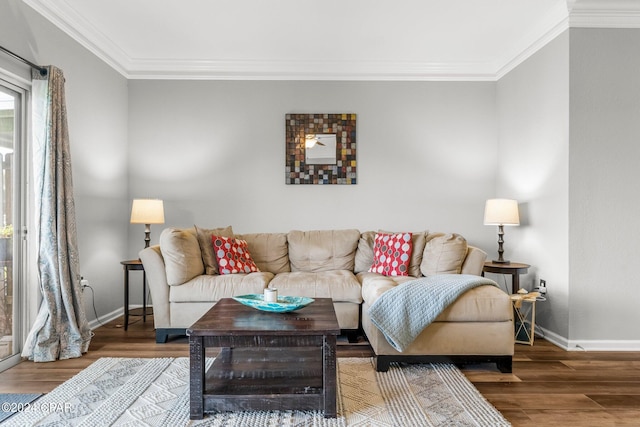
212,235 -> 260,275
368,232 -> 413,276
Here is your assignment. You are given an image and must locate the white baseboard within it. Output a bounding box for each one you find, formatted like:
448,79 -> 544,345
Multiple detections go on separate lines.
88,307 -> 123,330
87,304 -> 153,331
567,339 -> 640,352
534,326 -> 570,350
535,326 -> 640,351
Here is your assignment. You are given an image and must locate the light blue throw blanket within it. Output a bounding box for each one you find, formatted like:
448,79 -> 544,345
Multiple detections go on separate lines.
368,274 -> 498,352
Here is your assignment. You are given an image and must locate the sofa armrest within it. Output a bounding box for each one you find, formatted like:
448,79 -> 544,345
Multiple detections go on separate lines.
461,246 -> 487,276
139,245 -> 171,328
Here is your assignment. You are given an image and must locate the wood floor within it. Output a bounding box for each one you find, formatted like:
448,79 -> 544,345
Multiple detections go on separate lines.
1,314 -> 639,427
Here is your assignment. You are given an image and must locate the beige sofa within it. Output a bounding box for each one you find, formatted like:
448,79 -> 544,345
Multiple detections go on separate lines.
140,226 -> 513,373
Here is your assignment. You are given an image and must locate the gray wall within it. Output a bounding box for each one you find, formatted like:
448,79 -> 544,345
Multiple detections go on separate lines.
569,29 -> 640,344
496,32 -> 570,339
2,0 -> 501,325
0,0 -> 129,322
5,1 -> 640,348
127,80 -> 499,253
497,27 -> 640,347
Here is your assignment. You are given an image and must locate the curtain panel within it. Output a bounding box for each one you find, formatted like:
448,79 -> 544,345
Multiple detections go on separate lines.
22,66 -> 91,362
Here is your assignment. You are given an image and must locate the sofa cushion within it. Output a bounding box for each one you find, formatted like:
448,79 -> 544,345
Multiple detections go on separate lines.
460,246 -> 488,275
354,231 -> 376,274
159,227 -> 204,286
195,225 -> 234,275
421,233 -> 468,275
359,272 -> 510,322
368,232 -> 413,276
287,229 -> 360,272
269,270 -> 362,304
236,233 -> 290,274
169,272 -> 273,302
435,285 -> 512,322
357,271 -> 416,303
355,230 -> 427,277
212,236 -> 260,274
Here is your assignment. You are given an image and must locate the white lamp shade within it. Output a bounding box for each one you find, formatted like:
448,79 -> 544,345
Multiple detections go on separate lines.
130,199 -> 165,224
484,199 -> 520,226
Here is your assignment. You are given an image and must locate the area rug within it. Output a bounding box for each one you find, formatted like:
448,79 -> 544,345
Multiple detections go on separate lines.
3,357 -> 510,427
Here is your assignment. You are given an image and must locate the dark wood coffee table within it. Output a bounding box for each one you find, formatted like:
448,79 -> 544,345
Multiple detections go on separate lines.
187,297 -> 340,419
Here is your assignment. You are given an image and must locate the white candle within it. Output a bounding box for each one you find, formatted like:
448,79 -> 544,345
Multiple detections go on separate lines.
264,288 -> 278,302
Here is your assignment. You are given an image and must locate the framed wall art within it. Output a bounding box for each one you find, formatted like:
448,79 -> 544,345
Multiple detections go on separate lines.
285,113 -> 357,185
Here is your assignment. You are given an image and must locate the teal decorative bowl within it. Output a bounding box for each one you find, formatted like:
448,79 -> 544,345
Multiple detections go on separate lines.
232,294 -> 315,313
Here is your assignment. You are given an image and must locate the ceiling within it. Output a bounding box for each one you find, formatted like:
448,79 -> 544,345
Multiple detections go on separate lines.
21,0 -> 640,81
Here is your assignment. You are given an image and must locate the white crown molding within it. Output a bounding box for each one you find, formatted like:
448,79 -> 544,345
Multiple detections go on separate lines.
125,59 -> 497,81
16,0 -> 544,81
496,17 -> 570,80
568,0 -> 640,27
21,0 -> 130,77
496,2 -> 570,80
20,0 -> 640,81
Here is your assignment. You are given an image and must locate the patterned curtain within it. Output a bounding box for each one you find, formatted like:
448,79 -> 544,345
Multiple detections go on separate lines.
21,66 -> 91,362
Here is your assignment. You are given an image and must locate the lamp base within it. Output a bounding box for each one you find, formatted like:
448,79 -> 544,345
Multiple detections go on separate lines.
493,225 -> 511,265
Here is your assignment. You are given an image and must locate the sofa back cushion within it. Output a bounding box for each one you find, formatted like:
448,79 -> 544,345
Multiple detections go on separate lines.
354,230 -> 428,277
160,227 -> 204,286
195,225 -> 234,275
235,233 -> 290,274
420,233 -> 468,275
354,231 -> 376,274
287,229 -> 360,272
461,246 -> 487,275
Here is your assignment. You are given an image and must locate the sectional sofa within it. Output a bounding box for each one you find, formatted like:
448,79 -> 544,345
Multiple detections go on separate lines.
139,226 -> 514,372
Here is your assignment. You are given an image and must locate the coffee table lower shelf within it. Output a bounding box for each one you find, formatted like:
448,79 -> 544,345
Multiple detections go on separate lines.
199,347 -> 331,415
188,297 -> 339,420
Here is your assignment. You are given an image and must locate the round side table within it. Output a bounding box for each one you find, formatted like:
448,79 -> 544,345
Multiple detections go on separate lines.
483,261 -> 530,293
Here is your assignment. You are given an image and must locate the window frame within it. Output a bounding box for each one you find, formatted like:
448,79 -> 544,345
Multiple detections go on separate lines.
0,70 -> 31,372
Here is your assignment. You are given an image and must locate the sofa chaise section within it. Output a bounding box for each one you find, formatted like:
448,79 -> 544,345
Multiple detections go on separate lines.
356,233 -> 514,373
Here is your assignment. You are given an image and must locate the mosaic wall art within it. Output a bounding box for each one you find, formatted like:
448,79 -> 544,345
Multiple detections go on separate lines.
285,113 -> 357,185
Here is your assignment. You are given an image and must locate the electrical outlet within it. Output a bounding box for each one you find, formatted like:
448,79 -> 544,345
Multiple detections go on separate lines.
81,279 -> 89,290
539,279 -> 547,294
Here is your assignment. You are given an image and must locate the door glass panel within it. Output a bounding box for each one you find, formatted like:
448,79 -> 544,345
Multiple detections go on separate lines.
0,88 -> 16,362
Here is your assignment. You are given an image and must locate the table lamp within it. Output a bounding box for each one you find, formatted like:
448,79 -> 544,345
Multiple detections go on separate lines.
130,199 -> 165,248
484,198 -> 519,264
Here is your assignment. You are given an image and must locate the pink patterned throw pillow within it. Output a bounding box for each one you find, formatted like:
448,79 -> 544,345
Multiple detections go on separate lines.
212,235 -> 260,275
368,232 -> 413,276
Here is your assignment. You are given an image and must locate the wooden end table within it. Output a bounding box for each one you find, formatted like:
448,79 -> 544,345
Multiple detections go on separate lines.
120,259 -> 148,330
187,297 -> 340,419
483,261 -> 530,293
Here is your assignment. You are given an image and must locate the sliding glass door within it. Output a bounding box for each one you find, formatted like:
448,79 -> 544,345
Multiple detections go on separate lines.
0,78 -> 26,370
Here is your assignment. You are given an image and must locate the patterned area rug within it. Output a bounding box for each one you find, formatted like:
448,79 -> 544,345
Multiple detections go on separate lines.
3,357 -> 510,426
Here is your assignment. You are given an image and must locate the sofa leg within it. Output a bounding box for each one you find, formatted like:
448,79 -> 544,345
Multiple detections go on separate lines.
346,330 -> 359,343
156,330 -> 169,343
155,328 -> 188,343
496,357 -> 512,373
375,356 -> 391,372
